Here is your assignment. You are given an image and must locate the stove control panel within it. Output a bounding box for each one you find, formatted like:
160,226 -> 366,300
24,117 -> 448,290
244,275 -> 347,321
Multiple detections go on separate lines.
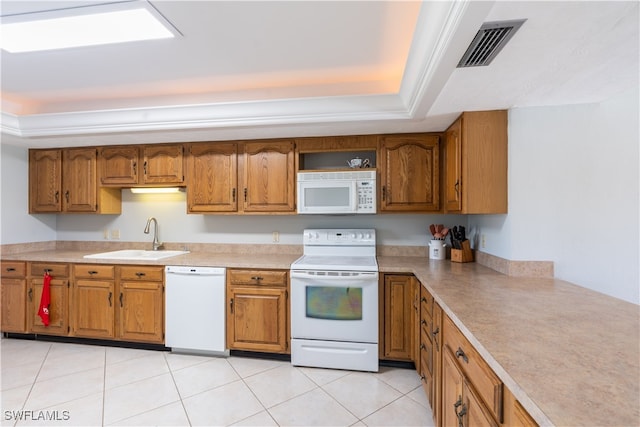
303,229 -> 376,246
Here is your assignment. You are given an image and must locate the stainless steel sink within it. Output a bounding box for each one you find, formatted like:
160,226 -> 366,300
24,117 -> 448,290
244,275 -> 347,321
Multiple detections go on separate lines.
83,249 -> 190,261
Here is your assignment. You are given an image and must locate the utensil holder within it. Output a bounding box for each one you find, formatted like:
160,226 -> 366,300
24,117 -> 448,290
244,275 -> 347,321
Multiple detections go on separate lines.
451,240 -> 474,263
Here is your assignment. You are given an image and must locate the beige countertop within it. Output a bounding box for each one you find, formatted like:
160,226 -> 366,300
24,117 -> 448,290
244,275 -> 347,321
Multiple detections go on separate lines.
3,248 -> 638,426
379,256 -> 640,427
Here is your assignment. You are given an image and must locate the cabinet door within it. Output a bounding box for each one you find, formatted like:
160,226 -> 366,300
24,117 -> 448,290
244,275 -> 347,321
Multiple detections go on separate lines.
382,275 -> 414,361
227,286 -> 288,353
187,142 -> 238,212
142,144 -> 184,185
29,149 -> 62,213
72,280 -> 115,339
62,148 -> 98,212
444,118 -> 462,212
464,380 -> 499,427
432,303 -> 444,427
1,278 -> 27,333
118,280 -> 164,343
442,346 -> 464,427
29,278 -> 69,335
380,135 -> 440,212
243,140 -> 295,212
99,146 -> 139,186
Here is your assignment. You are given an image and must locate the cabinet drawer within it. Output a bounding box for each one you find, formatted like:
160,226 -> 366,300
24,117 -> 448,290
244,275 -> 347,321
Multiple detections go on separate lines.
119,266 -> 164,282
1,261 -> 26,278
73,264 -> 115,279
420,327 -> 433,375
228,269 -> 288,287
443,315 -> 503,422
420,287 -> 433,318
29,262 -> 69,278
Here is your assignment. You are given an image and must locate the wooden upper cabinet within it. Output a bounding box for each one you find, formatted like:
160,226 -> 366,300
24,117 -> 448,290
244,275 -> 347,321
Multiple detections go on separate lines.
29,148 -> 120,214
444,119 -> 462,212
99,146 -> 139,185
242,140 -> 295,213
143,144 -> 184,185
29,149 -> 62,213
99,144 -> 184,187
186,142 -> 238,213
379,134 -> 440,212
444,110 -> 508,214
62,148 -> 99,212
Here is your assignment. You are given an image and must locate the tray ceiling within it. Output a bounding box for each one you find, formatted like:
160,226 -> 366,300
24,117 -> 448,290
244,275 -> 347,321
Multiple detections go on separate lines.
1,0 -> 638,147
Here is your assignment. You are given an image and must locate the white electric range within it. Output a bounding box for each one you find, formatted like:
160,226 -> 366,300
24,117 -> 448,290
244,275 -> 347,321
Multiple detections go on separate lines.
290,229 -> 379,372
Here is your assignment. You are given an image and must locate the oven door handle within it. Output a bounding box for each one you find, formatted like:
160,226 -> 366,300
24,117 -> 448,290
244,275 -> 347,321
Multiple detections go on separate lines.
290,270 -> 378,281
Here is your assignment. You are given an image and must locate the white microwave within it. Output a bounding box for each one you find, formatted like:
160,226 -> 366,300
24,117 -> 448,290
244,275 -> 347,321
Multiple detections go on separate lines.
297,170 -> 376,214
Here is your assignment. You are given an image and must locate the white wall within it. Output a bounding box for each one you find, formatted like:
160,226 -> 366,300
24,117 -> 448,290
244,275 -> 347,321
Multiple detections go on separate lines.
54,190 -> 466,247
0,143 -> 57,244
470,87 -> 640,304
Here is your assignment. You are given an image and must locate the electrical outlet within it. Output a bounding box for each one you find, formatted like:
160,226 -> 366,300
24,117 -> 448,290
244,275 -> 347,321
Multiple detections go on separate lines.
111,229 -> 120,240
272,231 -> 279,243
481,234 -> 486,249
103,229 -> 109,240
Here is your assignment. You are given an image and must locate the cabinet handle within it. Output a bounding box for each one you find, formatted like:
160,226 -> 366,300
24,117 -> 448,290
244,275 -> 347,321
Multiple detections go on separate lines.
28,288 -> 33,301
133,161 -> 137,175
229,298 -> 234,313
455,398 -> 467,427
135,272 -> 146,278
454,180 -> 460,195
65,190 -> 69,202
421,319 -> 427,326
232,188 -> 236,202
108,292 -> 112,307
119,293 -> 123,307
244,188 -> 247,202
251,276 -> 263,282
455,347 -> 469,364
382,186 -> 386,201
55,191 -> 59,203
88,271 -> 98,275
420,296 -> 426,303
432,327 -> 440,347
143,161 -> 147,175
5,267 -> 15,272
44,269 -> 52,274
420,343 -> 426,350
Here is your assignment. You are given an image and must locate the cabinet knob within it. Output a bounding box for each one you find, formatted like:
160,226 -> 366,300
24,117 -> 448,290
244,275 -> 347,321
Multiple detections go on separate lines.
455,347 -> 469,364
251,276 -> 263,282
5,267 -> 15,272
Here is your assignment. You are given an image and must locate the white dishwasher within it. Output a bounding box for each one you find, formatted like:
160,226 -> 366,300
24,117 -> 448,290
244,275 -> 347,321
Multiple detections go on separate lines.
165,266 -> 228,356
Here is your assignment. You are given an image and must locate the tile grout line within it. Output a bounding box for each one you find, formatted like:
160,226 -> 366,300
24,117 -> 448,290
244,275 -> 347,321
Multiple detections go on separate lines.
164,352 -> 194,427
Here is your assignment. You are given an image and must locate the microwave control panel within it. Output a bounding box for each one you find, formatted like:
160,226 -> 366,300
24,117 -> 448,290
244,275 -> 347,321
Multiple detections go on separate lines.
356,180 -> 376,213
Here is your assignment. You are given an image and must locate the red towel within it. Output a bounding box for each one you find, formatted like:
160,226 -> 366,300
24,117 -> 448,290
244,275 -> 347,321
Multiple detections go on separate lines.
38,272 -> 51,326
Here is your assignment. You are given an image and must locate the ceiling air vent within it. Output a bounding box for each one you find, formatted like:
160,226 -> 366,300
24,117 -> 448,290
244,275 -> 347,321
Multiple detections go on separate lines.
457,19 -> 526,68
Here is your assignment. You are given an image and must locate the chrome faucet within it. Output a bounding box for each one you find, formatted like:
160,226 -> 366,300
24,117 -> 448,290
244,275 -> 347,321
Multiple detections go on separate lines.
143,217 -> 163,251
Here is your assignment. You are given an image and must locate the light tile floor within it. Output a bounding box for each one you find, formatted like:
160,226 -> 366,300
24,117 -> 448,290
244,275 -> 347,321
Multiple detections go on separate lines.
0,338 -> 434,426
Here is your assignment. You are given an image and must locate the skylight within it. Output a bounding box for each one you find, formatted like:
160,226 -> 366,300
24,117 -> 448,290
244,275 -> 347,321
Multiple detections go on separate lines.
0,2 -> 177,53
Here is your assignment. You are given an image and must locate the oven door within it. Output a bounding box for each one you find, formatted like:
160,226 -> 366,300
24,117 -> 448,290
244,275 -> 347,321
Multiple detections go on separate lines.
290,269 -> 378,343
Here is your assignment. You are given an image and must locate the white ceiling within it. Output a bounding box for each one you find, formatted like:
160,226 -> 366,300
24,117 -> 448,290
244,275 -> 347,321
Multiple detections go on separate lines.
1,0 -> 638,148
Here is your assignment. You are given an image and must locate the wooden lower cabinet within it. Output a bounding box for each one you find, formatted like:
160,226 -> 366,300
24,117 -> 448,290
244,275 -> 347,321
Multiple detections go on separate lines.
28,262 -> 70,335
117,266 -> 164,344
381,274 -> 418,361
1,262 -> 27,333
71,264 -> 115,339
226,269 -> 289,353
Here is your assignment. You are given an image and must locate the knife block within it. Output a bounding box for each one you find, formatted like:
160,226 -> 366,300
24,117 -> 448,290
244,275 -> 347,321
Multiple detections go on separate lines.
451,240 -> 474,263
